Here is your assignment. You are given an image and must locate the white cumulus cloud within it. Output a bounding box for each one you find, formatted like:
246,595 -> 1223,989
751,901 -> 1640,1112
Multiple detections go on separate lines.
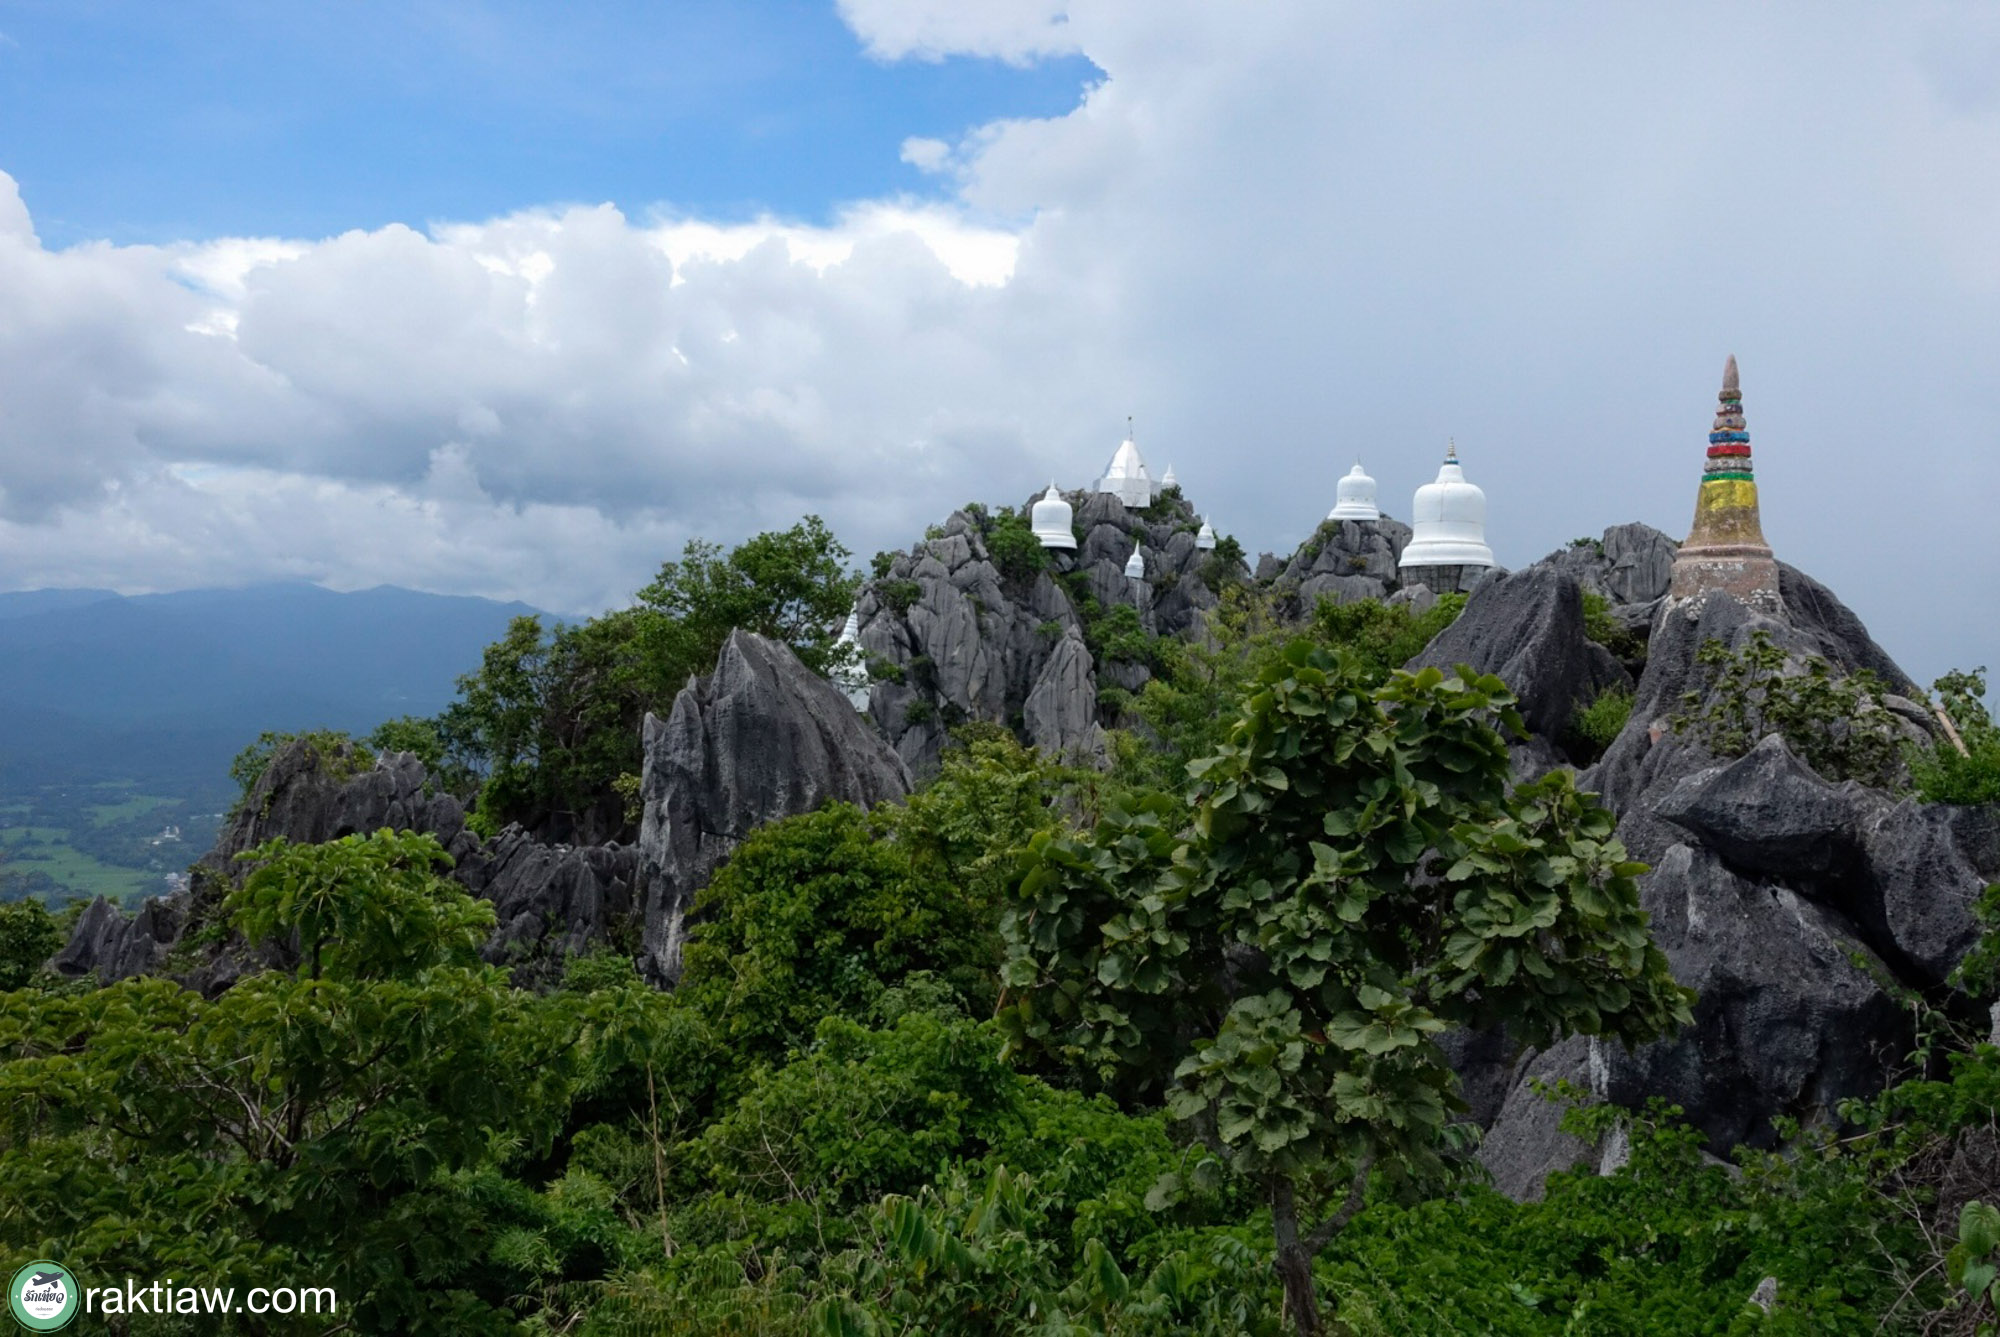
1,0 -> 1998,691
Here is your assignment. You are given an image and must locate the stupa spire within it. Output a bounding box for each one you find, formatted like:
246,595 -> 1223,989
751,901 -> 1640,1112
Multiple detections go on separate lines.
1667,355 -> 1780,610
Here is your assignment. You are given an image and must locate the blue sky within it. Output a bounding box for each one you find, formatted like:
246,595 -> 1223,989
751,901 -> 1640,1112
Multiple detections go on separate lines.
0,2 -> 1996,691
0,0 -> 1096,244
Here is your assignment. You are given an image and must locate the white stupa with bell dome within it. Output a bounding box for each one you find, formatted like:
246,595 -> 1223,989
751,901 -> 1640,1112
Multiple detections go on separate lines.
1095,422 -> 1159,508
831,607 -> 871,710
1030,483 -> 1078,550
1195,517 -> 1217,551
1397,441 -> 1494,591
1327,462 -> 1380,521
1124,545 -> 1145,579
1160,464 -> 1178,490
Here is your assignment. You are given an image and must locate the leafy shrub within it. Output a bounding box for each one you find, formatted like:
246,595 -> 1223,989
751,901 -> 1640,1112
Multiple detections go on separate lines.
1094,602 -> 1162,670
983,506 -> 1049,586
1674,630 -> 1903,788
1572,686 -> 1634,755
676,760 -> 1053,1076
1198,534 -> 1247,589
879,579 -> 923,615
0,898 -> 63,991
1910,668 -> 2000,806
1580,590 -> 1642,661
1308,590 -> 1467,684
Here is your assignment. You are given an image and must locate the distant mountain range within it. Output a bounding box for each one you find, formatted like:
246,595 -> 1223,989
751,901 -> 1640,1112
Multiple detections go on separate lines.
0,584 -> 540,794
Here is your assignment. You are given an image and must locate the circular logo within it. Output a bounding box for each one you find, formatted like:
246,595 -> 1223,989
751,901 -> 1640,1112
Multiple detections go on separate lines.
8,1261 -> 80,1331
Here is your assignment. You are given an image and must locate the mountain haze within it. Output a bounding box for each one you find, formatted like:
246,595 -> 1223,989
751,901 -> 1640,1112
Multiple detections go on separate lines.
0,583 -> 539,790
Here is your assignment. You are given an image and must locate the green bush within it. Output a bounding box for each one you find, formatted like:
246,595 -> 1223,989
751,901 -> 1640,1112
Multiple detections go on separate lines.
1572,686 -> 1634,755
0,899 -> 63,992
1674,631 -> 1903,788
1581,590 -> 1641,661
983,506 -> 1049,586
1910,668 -> 2000,805
879,578 -> 923,614
1308,590 -> 1467,683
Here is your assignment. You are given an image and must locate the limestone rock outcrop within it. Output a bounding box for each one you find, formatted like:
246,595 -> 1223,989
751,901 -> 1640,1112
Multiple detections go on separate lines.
1468,557 -> 1994,1197
1405,565 -> 1629,745
52,736 -> 645,990
1268,516 -> 1414,613
638,629 -> 911,985
852,492 -> 1225,777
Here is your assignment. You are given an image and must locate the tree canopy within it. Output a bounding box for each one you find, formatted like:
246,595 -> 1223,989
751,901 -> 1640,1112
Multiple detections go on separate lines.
1000,643 -> 1693,1333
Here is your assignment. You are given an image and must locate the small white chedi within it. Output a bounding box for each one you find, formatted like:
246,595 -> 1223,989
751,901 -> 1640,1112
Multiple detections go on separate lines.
1124,545 -> 1145,579
1095,429 -> 1159,508
1030,483 -> 1078,550
1327,462 -> 1380,521
832,607 -> 871,710
1397,441 -> 1495,588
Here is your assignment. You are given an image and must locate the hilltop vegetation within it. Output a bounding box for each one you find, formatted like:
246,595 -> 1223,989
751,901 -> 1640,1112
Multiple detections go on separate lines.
5,510 -> 2000,1334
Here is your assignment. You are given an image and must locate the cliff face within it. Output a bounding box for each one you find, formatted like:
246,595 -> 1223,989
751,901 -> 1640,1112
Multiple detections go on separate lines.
637,628 -> 910,985
852,490 -> 1237,777
53,632 -> 906,993
52,737 -> 644,992
1466,545 -> 1995,1198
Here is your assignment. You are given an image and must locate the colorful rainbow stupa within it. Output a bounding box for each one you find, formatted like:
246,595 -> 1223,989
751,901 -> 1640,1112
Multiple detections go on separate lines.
1667,355 -> 1781,611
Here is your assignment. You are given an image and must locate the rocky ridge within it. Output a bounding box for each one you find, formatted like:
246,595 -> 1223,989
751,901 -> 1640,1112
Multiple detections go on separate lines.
1467,547 -> 1996,1198
852,489 -> 1244,776
54,630 -> 908,994
46,499 -> 1998,1209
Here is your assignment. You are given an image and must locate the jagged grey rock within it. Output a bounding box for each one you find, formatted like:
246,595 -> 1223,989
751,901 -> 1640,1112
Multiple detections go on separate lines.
853,493 -> 1218,776
1270,516 -> 1412,614
1386,583 -> 1436,614
1539,524 -> 1679,606
1024,628 -> 1108,766
205,742 -> 471,873
1652,734 -> 1987,983
50,893 -> 188,983
1471,563 -> 1975,1200
1406,565 -> 1629,741
455,829 -> 642,971
638,629 -> 912,985
1476,1040 -> 1601,1202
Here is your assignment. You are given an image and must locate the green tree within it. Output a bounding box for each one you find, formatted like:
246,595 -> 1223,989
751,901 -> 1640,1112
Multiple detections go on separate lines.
1910,667 -> 2000,806
438,518 -> 858,840
999,644 -> 1692,1335
635,515 -> 858,681
0,898 -> 63,992
0,829 -> 675,1333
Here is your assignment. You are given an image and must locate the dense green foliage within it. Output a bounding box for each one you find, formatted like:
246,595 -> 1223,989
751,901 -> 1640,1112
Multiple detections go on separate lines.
1581,590 -> 1643,662
0,897 -> 63,990
1004,644 -> 1692,1332
1911,668 -> 2000,806
14,509 -> 2000,1334
1110,586 -> 1464,796
430,517 -> 857,839
1572,687 -> 1635,756
0,830 -> 678,1332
